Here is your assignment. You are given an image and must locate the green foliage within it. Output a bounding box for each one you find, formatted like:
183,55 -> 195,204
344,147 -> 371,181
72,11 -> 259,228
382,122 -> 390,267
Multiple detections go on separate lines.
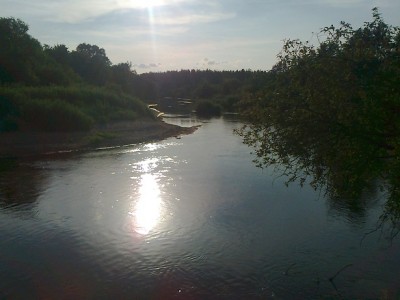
0,17 -> 43,84
0,15 -> 269,119
195,100 -> 222,117
0,85 -> 152,132
219,95 -> 240,112
0,16 -> 146,94
237,9 -> 400,225
0,16 -> 155,132
139,70 -> 269,106
195,81 -> 218,98
87,131 -> 117,146
69,43 -> 112,85
20,98 -> 94,132
110,63 -> 135,89
0,95 -> 19,131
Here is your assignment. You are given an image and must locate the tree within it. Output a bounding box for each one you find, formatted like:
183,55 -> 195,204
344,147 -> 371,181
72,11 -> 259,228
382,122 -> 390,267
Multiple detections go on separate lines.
44,44 -> 71,65
109,62 -> 138,93
0,17 -> 43,83
236,9 -> 400,228
75,43 -> 111,66
195,100 -> 221,117
70,43 -> 111,85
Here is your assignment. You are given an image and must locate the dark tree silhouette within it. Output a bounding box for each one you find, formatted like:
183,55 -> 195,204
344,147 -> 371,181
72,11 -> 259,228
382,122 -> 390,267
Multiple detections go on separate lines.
0,17 -> 42,83
236,9 -> 400,229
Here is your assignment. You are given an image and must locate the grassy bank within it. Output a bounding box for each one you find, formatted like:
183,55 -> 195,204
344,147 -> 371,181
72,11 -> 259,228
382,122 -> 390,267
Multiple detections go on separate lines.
0,85 -> 154,132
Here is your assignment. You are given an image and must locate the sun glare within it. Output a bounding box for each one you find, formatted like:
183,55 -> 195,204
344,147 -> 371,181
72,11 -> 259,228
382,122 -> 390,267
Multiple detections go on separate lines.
131,174 -> 163,235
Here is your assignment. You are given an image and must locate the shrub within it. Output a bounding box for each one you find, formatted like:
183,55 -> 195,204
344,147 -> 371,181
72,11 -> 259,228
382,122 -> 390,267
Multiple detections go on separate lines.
0,85 -> 154,132
21,99 -> 93,131
0,95 -> 19,131
195,100 -> 222,117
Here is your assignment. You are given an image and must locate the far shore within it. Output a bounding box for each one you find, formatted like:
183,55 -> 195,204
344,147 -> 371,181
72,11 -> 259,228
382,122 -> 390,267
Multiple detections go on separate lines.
0,119 -> 199,158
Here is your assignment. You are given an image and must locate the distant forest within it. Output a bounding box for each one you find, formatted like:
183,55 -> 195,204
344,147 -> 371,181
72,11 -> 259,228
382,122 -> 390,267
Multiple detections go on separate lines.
0,17 -> 271,132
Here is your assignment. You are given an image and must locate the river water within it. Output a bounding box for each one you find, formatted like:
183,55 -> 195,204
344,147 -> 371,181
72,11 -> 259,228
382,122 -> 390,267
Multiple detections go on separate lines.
0,115 -> 399,299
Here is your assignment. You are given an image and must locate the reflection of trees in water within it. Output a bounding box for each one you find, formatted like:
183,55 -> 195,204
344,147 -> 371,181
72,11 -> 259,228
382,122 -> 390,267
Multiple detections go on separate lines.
326,182 -> 382,225
0,158 -> 47,211
237,121 -> 400,236
236,10 -> 400,235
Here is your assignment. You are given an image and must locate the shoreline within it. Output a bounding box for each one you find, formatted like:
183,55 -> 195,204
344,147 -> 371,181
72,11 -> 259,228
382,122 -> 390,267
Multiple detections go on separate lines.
0,119 -> 199,159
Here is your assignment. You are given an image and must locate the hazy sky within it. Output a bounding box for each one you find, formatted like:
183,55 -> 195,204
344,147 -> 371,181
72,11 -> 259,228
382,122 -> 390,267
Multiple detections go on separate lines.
1,0 -> 399,73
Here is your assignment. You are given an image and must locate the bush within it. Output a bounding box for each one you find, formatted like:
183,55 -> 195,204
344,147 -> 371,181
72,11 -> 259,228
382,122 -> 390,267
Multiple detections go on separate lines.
0,85 -> 154,132
21,99 -> 93,131
195,100 -> 222,117
0,95 -> 19,131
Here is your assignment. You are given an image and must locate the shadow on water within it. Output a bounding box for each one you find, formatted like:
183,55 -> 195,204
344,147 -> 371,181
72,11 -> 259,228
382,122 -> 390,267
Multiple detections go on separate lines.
0,158 -> 47,211
236,118 -> 400,239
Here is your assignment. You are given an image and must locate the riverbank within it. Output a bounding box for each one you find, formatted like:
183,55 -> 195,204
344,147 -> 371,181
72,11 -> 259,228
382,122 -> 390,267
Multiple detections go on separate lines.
0,119 -> 199,158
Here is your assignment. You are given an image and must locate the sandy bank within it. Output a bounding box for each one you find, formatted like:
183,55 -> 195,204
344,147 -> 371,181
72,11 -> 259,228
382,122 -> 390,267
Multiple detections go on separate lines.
0,119 -> 199,158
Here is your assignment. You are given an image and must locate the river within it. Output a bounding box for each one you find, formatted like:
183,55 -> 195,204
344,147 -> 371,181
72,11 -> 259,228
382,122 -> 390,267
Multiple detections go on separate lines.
0,115 -> 399,299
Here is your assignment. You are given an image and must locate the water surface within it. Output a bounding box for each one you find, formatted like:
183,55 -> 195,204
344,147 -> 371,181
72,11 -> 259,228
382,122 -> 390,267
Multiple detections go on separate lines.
0,116 -> 399,299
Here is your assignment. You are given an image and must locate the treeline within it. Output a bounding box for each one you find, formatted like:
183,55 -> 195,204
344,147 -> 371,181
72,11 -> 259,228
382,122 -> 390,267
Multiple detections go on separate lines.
0,17 -> 270,132
0,18 -> 141,91
0,17 -> 267,100
140,69 -> 269,112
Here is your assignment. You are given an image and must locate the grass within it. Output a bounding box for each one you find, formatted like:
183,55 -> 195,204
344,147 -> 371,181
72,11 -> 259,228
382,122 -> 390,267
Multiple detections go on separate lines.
87,131 -> 118,146
0,84 -> 154,132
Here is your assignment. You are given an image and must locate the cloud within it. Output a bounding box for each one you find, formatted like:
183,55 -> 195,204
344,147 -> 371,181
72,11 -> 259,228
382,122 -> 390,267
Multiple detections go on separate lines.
132,63 -> 161,69
1,0 -> 193,23
74,25 -> 189,40
1,0 -> 236,27
300,0 -> 374,7
147,11 -> 235,26
196,57 -> 228,68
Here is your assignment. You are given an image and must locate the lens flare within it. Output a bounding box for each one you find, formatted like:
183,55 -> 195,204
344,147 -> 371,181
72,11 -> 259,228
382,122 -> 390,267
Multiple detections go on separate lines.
147,4 -> 159,65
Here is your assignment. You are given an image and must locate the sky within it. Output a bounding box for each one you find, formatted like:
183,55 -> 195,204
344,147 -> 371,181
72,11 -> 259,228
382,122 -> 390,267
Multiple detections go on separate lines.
1,0 -> 399,73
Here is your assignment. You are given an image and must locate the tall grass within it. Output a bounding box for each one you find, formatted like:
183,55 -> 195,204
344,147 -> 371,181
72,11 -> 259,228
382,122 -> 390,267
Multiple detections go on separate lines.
20,98 -> 93,131
0,85 -> 154,132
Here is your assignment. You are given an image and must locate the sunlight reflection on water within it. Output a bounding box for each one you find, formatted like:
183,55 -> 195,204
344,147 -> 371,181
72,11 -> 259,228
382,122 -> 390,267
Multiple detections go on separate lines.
129,152 -> 166,236
130,173 -> 163,235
